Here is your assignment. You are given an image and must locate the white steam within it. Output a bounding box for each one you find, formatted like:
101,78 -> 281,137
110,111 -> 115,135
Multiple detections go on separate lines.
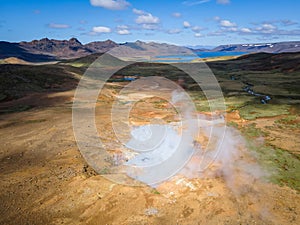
180,114 -> 266,194
123,89 -> 198,185
112,84 -> 265,192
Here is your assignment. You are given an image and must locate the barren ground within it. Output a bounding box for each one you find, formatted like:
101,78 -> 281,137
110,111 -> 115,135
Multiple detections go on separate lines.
0,86 -> 299,225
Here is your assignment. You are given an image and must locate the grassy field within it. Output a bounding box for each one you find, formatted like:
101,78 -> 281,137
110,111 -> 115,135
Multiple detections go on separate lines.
241,122 -> 300,191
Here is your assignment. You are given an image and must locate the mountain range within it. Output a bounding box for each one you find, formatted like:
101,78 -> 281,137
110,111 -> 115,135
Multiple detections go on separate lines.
208,41 -> 300,53
0,38 -> 194,62
0,38 -> 300,62
0,38 -> 117,62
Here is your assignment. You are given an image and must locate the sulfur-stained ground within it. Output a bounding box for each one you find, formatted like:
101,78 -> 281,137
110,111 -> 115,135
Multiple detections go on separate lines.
0,87 -> 299,225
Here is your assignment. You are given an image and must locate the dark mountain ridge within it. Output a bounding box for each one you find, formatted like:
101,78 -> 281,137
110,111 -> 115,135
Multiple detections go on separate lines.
1,38 -> 300,62
0,38 -> 118,62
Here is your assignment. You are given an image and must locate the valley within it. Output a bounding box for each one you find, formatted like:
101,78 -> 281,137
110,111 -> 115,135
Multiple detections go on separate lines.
0,50 -> 299,224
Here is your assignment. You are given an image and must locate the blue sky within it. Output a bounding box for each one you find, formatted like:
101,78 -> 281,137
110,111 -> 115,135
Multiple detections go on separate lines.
1,0 -> 299,46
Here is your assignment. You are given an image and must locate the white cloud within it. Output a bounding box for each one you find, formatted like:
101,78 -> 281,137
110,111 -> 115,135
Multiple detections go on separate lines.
213,16 -> 221,21
207,30 -> 224,36
117,25 -> 130,35
230,27 -> 238,31
117,29 -> 130,35
256,23 -> 277,34
92,26 -> 111,33
167,29 -> 182,34
90,0 -> 130,10
172,12 -> 182,18
220,20 -> 236,27
216,0 -> 230,4
133,8 -> 145,15
183,0 -> 210,6
136,13 -> 160,24
192,26 -> 203,32
214,16 -> 221,21
194,33 -> 203,37
280,19 -> 298,26
275,29 -> 300,36
48,23 -> 70,29
142,24 -> 159,30
240,27 -> 252,33
183,21 -> 191,28
235,22 -> 300,37
133,8 -> 160,30
117,25 -> 128,29
262,23 -> 276,30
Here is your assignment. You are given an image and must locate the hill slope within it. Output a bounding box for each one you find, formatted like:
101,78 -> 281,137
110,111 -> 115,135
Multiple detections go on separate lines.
210,41 -> 300,53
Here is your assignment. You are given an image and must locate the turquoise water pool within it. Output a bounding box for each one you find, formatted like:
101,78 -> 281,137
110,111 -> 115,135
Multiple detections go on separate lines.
154,51 -> 246,63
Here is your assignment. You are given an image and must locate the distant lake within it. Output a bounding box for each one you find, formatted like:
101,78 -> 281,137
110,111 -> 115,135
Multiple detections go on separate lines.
154,51 -> 246,63
196,51 -> 247,58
